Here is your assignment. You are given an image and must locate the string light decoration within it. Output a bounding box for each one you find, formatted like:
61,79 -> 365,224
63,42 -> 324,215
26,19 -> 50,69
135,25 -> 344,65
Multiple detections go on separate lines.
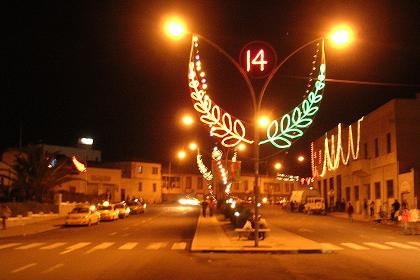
259,41 -> 326,149
72,156 -> 86,172
311,117 -> 364,177
196,152 -> 213,181
276,173 -> 300,182
211,146 -> 232,194
188,35 -> 254,147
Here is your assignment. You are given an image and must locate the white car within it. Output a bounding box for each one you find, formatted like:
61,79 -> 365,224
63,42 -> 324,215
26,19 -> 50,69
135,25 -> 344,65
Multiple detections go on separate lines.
97,204 -> 119,221
65,206 -> 100,226
304,197 -> 326,215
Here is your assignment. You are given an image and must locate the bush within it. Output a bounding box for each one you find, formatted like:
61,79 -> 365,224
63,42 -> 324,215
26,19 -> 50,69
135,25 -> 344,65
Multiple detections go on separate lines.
2,202 -> 57,217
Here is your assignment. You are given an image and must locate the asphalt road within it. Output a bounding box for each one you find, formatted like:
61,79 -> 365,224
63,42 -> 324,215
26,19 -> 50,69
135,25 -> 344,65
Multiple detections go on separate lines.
0,204 -> 419,280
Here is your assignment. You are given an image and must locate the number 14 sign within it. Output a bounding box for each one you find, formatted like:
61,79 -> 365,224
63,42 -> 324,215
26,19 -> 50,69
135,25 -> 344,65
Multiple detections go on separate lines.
239,41 -> 277,78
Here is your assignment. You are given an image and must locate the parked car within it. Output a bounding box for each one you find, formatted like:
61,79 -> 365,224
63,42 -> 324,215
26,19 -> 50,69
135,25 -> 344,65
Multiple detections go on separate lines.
97,203 -> 119,221
65,206 -> 100,226
114,202 -> 130,218
127,200 -> 144,214
304,197 -> 326,215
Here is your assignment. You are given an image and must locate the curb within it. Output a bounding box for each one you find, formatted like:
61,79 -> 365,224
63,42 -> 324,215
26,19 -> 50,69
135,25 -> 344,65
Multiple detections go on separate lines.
190,247 -> 328,254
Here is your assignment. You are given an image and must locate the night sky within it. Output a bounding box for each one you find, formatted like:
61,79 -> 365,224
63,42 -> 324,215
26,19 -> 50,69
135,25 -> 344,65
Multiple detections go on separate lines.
4,1 -> 420,175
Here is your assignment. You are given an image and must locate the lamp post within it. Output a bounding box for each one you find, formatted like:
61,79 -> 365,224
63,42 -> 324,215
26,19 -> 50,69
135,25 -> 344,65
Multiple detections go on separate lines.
165,19 -> 352,247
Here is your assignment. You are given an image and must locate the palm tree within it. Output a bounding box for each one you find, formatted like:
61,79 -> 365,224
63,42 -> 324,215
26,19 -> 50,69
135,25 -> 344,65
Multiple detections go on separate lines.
12,145 -> 79,202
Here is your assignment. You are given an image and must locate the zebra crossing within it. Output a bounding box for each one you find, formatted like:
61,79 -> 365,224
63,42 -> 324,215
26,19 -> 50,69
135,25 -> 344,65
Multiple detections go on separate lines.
0,241 -> 189,254
320,241 -> 420,251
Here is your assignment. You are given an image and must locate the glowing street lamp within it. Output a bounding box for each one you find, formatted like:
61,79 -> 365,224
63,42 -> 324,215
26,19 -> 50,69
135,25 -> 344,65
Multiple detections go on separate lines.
297,155 -> 305,162
177,150 -> 186,159
329,25 -> 353,47
182,115 -> 194,126
257,115 -> 270,128
189,142 -> 198,151
238,143 -> 246,151
274,162 -> 282,170
165,18 -> 186,39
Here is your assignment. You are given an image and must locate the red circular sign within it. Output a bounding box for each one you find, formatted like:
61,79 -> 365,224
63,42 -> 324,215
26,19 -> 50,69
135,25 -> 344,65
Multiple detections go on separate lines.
239,41 -> 277,78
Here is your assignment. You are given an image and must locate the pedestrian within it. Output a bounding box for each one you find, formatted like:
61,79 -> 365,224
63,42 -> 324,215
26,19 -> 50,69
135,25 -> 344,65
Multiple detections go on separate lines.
1,205 -> 12,230
369,201 -> 375,219
208,199 -> 216,217
347,202 -> 354,222
201,199 -> 208,217
391,199 -> 400,223
400,207 -> 410,234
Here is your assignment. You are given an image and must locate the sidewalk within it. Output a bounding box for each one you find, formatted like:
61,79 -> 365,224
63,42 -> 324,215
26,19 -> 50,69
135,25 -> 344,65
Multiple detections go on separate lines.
0,214 -> 65,238
191,215 -> 325,253
329,212 -> 399,226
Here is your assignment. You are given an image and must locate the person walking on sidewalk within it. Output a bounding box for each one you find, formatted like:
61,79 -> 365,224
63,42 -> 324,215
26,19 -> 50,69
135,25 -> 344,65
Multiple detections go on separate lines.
347,202 -> 354,222
1,205 -> 12,230
369,201 -> 375,219
208,199 -> 216,217
201,199 -> 208,217
391,199 -> 400,223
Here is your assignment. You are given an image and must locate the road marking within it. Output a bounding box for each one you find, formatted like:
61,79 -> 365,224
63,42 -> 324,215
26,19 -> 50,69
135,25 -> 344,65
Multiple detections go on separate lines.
171,242 -> 187,250
15,243 -> 45,250
340,243 -> 369,250
146,242 -> 168,250
363,242 -> 393,250
0,243 -> 22,250
11,263 -> 37,273
408,242 -> 420,247
40,242 -> 67,250
41,263 -> 64,274
319,243 -> 344,251
109,232 -> 117,236
60,242 -> 91,254
85,242 -> 114,254
385,242 -> 419,250
118,242 -> 138,250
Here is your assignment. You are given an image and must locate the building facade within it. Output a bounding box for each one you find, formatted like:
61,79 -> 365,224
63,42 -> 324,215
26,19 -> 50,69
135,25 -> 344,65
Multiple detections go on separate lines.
311,95 -> 420,214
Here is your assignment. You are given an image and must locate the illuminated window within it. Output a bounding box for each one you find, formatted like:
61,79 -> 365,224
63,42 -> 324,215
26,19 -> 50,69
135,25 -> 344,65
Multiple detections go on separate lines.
137,166 -> 143,173
386,133 -> 391,153
386,180 -> 394,198
375,182 -> 381,199
374,138 -> 379,157
153,183 -> 157,192
152,167 -> 159,174
138,182 -> 143,192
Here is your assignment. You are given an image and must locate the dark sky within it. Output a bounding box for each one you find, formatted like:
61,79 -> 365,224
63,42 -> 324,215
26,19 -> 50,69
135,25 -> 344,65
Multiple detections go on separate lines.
4,1 -> 420,175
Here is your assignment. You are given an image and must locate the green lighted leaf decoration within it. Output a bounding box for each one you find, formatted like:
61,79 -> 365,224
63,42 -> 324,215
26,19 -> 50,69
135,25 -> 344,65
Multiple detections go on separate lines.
259,64 -> 326,149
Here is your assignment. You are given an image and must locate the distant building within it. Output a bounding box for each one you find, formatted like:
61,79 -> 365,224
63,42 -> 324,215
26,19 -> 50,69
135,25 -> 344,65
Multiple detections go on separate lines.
311,94 -> 420,213
41,144 -> 101,162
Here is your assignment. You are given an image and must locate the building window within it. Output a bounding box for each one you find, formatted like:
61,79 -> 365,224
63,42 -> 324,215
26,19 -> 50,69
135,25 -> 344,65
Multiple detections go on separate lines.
374,138 -> 379,157
274,184 -> 281,192
386,180 -> 394,198
186,177 -> 192,189
386,133 -> 391,153
365,184 -> 371,200
137,166 -> 143,174
354,185 -> 359,201
345,187 -> 351,201
138,182 -> 143,192
364,143 -> 368,159
153,183 -> 157,192
152,167 -> 159,174
336,175 -> 342,202
329,177 -> 334,191
197,177 -> 203,190
317,181 -> 321,192
375,182 -> 381,199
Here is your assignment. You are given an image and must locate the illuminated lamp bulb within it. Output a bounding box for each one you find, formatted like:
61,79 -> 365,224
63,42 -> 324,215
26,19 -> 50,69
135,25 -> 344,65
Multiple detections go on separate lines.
200,72 -> 205,77
202,84 -> 208,89
193,36 -> 198,42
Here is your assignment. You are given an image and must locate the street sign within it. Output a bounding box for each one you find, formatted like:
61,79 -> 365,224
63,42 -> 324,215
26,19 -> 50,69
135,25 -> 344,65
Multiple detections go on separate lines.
239,41 -> 277,78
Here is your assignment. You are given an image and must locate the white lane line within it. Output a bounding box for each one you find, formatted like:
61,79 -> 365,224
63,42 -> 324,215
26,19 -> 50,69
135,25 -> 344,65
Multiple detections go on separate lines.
60,242 -> 91,255
385,242 -> 419,250
363,242 -> 393,250
109,232 -> 117,236
171,242 -> 187,250
146,242 -> 168,250
41,263 -> 64,274
15,243 -> 45,250
118,242 -> 138,250
11,263 -> 37,274
85,242 -> 114,254
319,243 -> 344,251
0,243 -> 22,250
340,243 -> 369,250
40,242 -> 67,250
408,242 -> 420,247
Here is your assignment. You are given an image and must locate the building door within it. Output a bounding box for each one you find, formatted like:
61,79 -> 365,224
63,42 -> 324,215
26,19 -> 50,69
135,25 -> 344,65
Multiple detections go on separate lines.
121,188 -> 126,201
